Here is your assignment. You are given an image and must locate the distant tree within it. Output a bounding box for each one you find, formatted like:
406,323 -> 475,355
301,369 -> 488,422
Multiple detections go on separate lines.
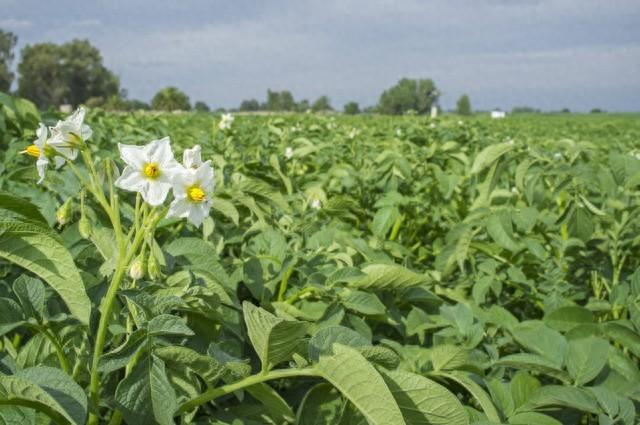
127,99 -> 150,110
456,94 -> 472,116
561,108 -> 571,113
511,106 -> 540,114
265,90 -> 296,111
18,39 -> 119,108
151,86 -> 191,111
296,99 -> 310,112
239,99 -> 260,111
590,108 -> 604,113
312,96 -> 332,112
194,101 -> 210,112
0,29 -> 17,92
343,101 -> 360,115
378,78 -> 438,115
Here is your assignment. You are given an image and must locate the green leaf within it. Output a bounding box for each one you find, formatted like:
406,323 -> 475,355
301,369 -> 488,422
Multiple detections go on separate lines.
147,314 -> 194,337
380,369 -> 468,425
511,321 -> 567,366
495,354 -> 570,383
372,207 -> 400,239
436,371 -> 501,422
565,337 -> 609,386
242,302 -> 308,371
0,366 -> 87,425
155,345 -> 225,382
486,214 -> 521,252
431,344 -> 469,371
471,142 -> 515,174
509,412 -> 562,425
0,297 -> 25,336
510,371 -> 540,410
245,383 -> 295,423
350,264 -> 432,290
99,329 -> 148,374
0,201 -> 91,325
308,326 -> 370,362
12,276 -> 45,321
517,385 -> 600,414
315,344 -> 405,425
602,322 -> 640,357
297,383 -> 344,425
340,290 -> 386,315
544,306 -> 594,332
114,355 -> 178,425
211,197 -> 240,225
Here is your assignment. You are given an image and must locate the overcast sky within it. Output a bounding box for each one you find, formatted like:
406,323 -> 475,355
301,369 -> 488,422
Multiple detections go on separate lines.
2,0 -> 639,111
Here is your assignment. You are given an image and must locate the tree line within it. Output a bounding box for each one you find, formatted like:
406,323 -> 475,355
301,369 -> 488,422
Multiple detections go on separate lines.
1,29 -> 482,115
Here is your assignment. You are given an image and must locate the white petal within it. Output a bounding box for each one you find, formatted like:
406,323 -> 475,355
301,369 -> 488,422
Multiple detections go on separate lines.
187,203 -> 209,227
166,198 -> 191,219
53,156 -> 65,169
146,137 -> 174,166
118,143 -> 147,168
194,161 -> 214,185
36,158 -> 48,184
35,124 -> 48,145
183,145 -> 202,169
81,124 -> 92,141
115,166 -> 147,192
144,180 -> 172,206
70,107 -> 86,127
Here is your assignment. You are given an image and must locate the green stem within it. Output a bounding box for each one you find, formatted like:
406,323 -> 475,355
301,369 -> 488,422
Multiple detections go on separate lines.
177,368 -> 319,415
277,266 -> 294,301
40,327 -> 70,375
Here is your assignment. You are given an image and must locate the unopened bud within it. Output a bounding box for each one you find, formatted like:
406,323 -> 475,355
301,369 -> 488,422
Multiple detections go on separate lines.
147,254 -> 161,280
129,256 -> 146,280
78,214 -> 92,238
56,199 -> 73,226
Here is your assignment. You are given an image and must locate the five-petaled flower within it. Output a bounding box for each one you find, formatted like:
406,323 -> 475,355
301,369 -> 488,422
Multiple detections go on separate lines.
21,124 -> 63,184
167,154 -> 215,227
49,107 -> 92,161
115,137 -> 180,206
219,113 -> 234,130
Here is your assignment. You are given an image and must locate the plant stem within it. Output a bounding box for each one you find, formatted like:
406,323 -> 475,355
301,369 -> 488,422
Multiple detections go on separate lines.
40,327 -> 70,375
177,367 -> 319,416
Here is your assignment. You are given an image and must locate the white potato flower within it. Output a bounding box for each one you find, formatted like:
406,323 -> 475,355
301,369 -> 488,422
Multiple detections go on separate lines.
167,160 -> 215,227
218,113 -> 234,130
310,199 -> 322,210
115,137 -> 180,206
49,107 -> 92,160
21,124 -> 65,184
284,146 -> 294,160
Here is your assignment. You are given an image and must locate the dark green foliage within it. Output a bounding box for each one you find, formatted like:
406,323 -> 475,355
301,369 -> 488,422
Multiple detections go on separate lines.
151,86 -> 191,111
378,78 -> 438,115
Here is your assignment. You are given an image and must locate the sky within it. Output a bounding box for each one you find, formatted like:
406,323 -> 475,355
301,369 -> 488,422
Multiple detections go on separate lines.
1,0 -> 639,112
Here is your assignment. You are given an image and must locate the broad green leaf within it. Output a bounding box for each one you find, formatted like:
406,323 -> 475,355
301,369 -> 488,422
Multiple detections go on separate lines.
372,207 -> 400,239
436,371 -> 501,422
351,264 -> 431,290
431,344 -> 469,371
511,321 -> 566,366
308,326 -> 370,362
565,337 -> 609,385
114,355 -> 178,425
510,371 -> 540,410
243,302 -> 308,371
602,322 -> 640,357
245,383 -> 295,423
486,214 -> 521,252
509,412 -> 561,425
297,383 -> 344,425
380,369 -> 468,425
12,275 -> 45,321
211,196 -> 240,225
0,366 -> 87,425
155,345 -> 225,382
496,353 -> 570,383
517,385 -> 600,414
471,142 -> 515,174
315,344 -> 405,425
147,314 -> 194,337
340,290 -> 386,315
99,329 -> 148,374
544,306 -> 594,332
0,297 -> 25,336
0,201 -> 91,325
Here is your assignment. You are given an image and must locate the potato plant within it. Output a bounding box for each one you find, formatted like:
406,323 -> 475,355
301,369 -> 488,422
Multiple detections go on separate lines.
0,92 -> 638,424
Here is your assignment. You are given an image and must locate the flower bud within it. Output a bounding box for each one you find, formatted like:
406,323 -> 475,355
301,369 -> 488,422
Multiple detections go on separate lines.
56,198 -> 73,226
78,214 -> 92,238
147,253 -> 161,280
129,255 -> 146,280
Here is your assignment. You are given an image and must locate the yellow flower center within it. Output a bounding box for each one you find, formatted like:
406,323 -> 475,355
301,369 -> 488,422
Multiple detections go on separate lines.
187,186 -> 206,202
23,145 -> 41,158
143,163 -> 160,178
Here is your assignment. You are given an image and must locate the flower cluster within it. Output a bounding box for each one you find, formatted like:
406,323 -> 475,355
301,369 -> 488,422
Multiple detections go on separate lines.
23,108 -> 215,227
115,139 -> 215,227
22,108 -> 91,183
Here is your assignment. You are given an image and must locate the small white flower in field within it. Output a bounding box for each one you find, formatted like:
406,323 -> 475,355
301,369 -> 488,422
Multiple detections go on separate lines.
348,128 -> 359,139
553,152 -> 562,160
183,145 -> 203,170
167,160 -> 215,227
310,199 -> 322,210
429,123 -> 436,129
284,146 -> 294,159
507,138 -> 515,145
218,113 -> 234,130
115,137 -> 180,206
511,186 -> 518,194
395,128 -> 402,137
49,107 -> 92,160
